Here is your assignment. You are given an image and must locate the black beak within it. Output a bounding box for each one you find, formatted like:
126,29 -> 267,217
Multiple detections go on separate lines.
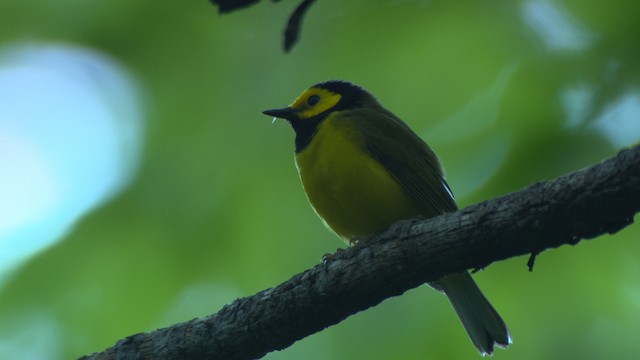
262,107 -> 298,121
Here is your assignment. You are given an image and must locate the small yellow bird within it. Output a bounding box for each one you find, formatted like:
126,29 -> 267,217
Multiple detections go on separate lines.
263,80 -> 510,355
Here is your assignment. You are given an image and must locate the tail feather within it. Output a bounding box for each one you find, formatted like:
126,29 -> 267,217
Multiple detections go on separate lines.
436,272 -> 510,355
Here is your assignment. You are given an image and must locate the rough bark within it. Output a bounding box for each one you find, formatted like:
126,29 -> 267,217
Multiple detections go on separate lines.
80,145 -> 640,360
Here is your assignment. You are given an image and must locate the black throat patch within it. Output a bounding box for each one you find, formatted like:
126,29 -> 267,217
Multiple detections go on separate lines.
290,113 -> 327,153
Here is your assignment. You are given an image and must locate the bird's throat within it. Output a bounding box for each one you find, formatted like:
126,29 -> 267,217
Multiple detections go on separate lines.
291,115 -> 326,153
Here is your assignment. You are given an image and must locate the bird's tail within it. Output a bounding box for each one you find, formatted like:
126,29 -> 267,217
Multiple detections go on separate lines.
437,272 -> 511,356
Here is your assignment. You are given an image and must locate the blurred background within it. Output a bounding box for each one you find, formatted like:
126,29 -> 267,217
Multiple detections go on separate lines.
1,0 -> 639,359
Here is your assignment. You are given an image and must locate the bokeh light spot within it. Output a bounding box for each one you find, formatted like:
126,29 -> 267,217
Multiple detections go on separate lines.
0,43 -> 144,286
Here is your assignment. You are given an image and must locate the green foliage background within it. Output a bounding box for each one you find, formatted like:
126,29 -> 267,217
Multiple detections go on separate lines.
1,0 -> 639,359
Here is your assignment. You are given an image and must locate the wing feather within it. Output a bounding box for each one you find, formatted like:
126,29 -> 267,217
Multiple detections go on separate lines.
349,108 -> 457,216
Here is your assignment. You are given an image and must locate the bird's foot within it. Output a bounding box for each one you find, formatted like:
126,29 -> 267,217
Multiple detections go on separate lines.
322,248 -> 345,265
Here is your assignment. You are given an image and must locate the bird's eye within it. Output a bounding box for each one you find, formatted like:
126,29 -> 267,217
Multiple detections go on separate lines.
307,95 -> 320,106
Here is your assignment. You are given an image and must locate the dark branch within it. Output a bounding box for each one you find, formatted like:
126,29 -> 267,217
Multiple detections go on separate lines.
80,145 -> 640,360
209,0 -> 316,52
209,0 -> 261,14
283,0 -> 316,52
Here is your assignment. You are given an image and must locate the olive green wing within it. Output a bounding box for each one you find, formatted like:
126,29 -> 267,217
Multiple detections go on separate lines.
351,107 -> 458,216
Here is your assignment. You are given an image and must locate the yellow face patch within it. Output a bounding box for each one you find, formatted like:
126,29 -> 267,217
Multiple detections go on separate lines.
289,87 -> 342,120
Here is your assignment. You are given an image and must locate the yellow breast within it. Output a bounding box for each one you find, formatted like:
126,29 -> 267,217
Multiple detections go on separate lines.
295,114 -> 423,241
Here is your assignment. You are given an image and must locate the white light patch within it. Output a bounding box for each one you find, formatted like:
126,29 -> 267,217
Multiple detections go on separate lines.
0,43 -> 143,286
561,84 -> 594,128
0,313 -> 62,360
0,129 -> 58,236
522,0 -> 596,52
590,92 -> 640,148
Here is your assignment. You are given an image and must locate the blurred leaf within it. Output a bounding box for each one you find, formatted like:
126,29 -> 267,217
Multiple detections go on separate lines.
284,0 -> 316,52
210,0 -> 261,14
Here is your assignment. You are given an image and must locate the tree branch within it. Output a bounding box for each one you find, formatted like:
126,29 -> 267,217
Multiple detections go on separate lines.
80,145 -> 640,360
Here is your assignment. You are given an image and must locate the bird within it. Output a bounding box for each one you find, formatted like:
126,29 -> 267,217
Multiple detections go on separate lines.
263,80 -> 510,355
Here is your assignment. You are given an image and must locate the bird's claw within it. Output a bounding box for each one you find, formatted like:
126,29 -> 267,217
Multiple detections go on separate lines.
322,248 -> 345,265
